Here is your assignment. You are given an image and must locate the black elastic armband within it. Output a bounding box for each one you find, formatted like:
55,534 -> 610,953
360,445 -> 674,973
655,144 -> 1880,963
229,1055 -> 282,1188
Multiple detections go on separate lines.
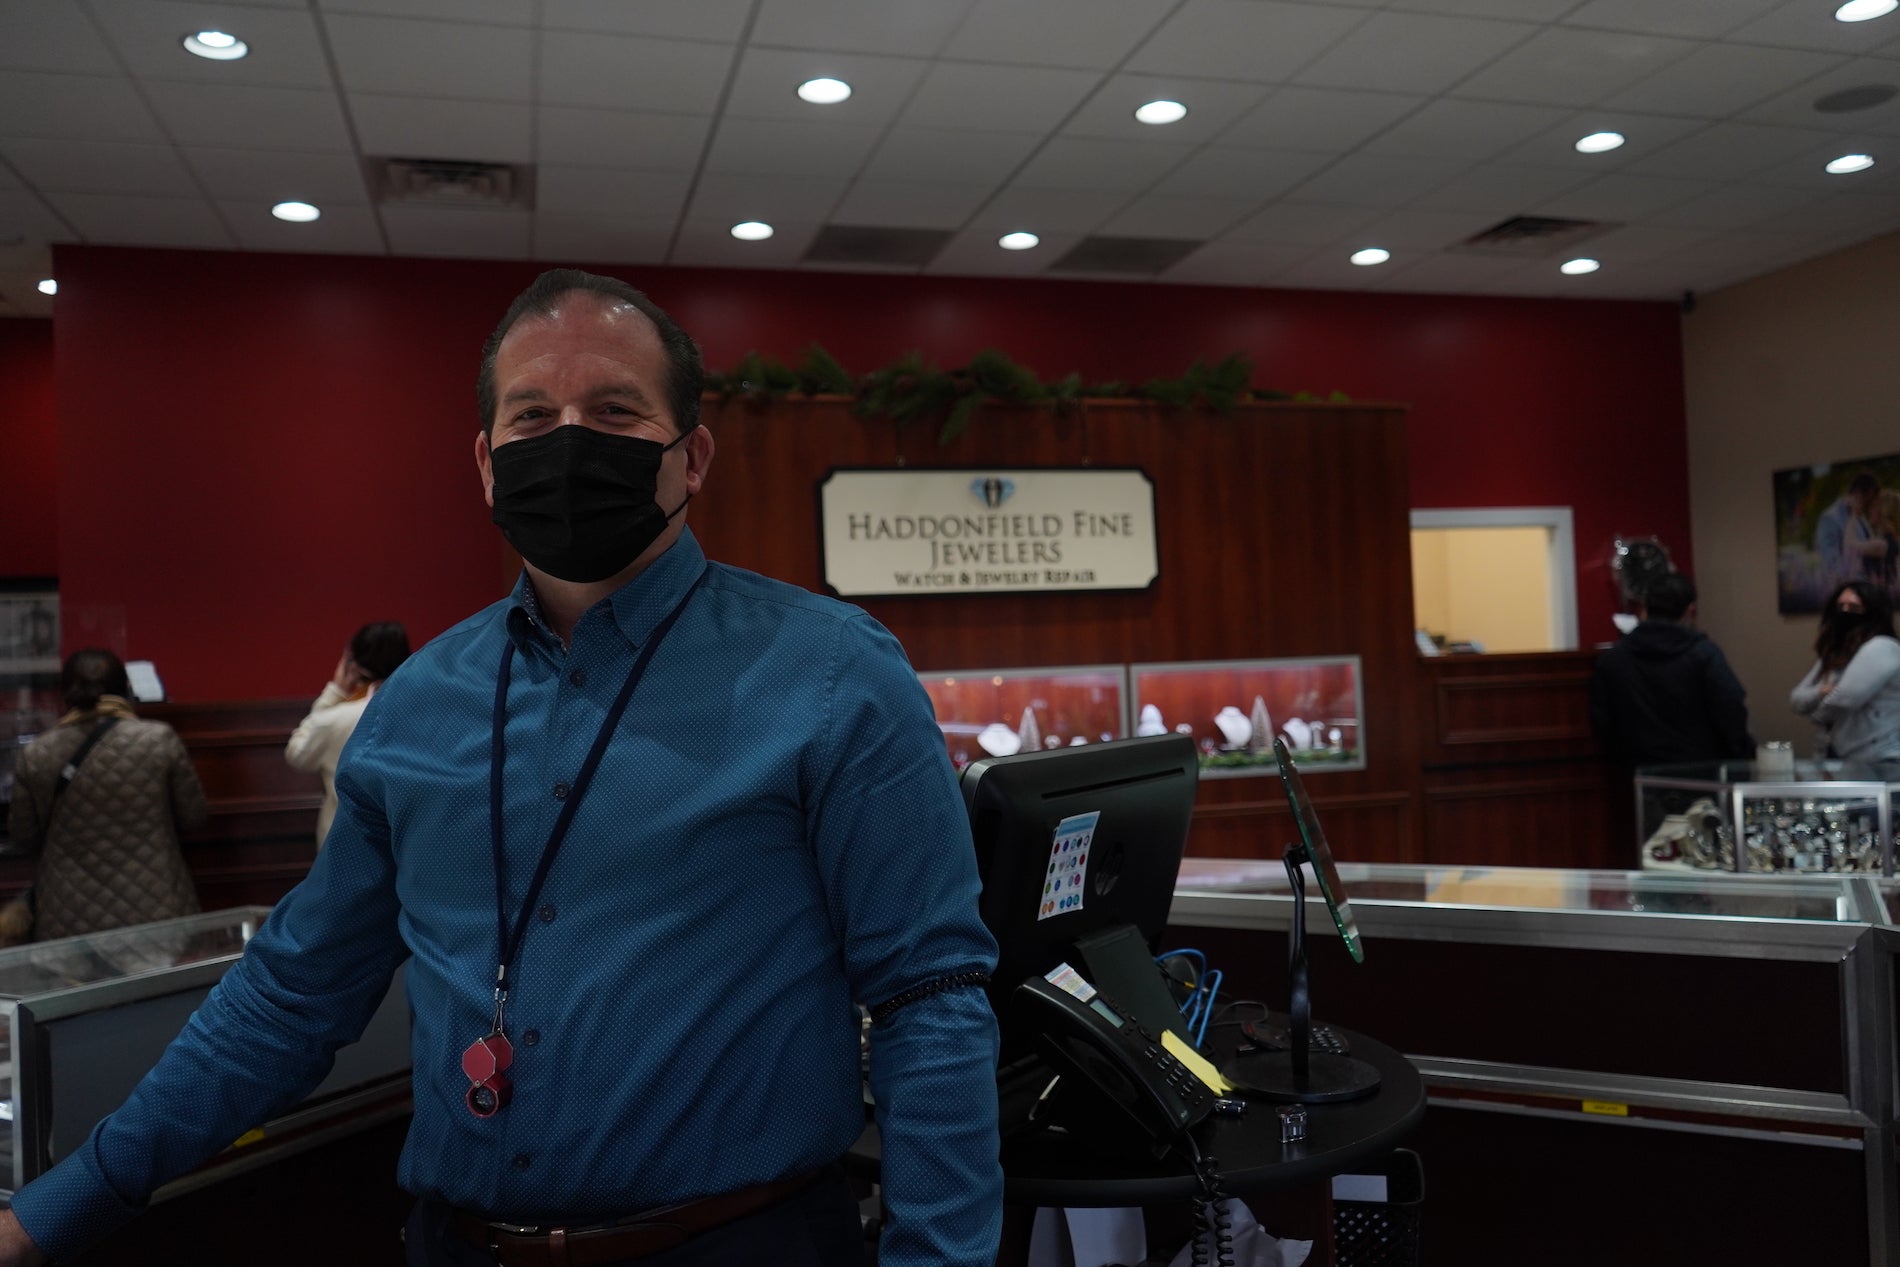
868,969 -> 990,1024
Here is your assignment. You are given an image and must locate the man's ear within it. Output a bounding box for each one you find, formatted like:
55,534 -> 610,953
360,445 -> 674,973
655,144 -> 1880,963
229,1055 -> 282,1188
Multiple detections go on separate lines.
475,431 -> 495,508
683,425 -> 715,497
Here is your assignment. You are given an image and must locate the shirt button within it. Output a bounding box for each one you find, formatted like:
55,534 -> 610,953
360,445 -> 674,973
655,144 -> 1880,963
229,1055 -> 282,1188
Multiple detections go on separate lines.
512,1154 -> 532,1171
537,903 -> 556,923
522,1029 -> 541,1047
570,669 -> 587,687
552,782 -> 570,800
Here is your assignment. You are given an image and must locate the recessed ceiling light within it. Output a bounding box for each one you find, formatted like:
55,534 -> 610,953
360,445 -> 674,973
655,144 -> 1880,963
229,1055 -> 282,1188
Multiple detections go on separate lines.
271,200 -> 320,222
182,29 -> 248,60
730,221 -> 774,241
796,77 -> 852,105
1133,99 -> 1188,126
37,279 -> 56,296
998,231 -> 1040,250
1825,152 -> 1876,174
1835,0 -> 1897,22
1560,258 -> 1600,275
1575,131 -> 1626,154
1350,247 -> 1390,266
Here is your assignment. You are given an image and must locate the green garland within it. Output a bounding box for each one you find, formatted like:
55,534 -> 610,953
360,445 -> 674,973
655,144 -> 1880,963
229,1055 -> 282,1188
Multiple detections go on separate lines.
703,344 -> 1351,445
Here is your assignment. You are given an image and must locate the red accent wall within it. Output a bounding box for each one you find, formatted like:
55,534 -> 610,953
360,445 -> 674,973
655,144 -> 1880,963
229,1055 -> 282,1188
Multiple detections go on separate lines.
0,317 -> 59,578
50,245 -> 1687,699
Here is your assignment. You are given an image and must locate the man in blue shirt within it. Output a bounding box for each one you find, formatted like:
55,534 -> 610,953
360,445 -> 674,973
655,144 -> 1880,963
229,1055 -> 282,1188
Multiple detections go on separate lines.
0,271 -> 1003,1266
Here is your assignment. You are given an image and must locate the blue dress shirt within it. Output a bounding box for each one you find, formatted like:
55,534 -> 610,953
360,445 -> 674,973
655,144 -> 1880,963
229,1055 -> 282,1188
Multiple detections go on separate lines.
12,529 -> 1003,1266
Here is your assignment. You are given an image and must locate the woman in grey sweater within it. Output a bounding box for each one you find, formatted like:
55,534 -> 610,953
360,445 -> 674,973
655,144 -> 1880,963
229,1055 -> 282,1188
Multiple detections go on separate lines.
1791,581 -> 1900,776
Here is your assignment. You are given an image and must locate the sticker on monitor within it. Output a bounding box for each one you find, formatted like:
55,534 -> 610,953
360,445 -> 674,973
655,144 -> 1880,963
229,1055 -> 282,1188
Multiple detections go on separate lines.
1040,811 -> 1099,920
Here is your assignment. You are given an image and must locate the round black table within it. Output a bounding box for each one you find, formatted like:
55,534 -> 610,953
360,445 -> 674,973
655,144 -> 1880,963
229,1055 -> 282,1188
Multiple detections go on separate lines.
849,1022 -> 1423,1207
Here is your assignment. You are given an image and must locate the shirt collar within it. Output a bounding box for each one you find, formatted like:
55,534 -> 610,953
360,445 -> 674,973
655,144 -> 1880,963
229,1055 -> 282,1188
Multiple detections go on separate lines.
505,528 -> 709,654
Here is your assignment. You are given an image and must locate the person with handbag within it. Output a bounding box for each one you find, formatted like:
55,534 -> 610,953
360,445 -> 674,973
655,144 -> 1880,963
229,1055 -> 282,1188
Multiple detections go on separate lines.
4,648 -> 207,942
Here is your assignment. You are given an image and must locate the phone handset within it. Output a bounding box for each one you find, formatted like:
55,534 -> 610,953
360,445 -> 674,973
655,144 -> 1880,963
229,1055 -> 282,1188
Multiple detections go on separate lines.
1015,968 -> 1215,1149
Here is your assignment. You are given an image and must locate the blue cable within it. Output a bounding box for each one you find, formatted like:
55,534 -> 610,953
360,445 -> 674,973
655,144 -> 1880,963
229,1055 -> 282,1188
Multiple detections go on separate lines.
1157,948 -> 1221,1049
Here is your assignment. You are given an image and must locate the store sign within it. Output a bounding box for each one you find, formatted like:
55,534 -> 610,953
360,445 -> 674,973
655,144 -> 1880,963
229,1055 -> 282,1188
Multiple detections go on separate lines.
819,467 -> 1159,597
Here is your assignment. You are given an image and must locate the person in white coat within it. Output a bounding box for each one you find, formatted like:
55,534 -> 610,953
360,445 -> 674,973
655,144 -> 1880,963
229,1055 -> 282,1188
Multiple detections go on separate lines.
284,621 -> 409,846
1790,582 -> 1900,777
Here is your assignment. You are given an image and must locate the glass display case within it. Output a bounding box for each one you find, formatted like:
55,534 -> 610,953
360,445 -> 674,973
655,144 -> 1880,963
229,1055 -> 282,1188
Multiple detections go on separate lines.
0,908 -> 409,1198
1130,656 -> 1364,777
916,664 -> 1127,771
1633,759 -> 1894,876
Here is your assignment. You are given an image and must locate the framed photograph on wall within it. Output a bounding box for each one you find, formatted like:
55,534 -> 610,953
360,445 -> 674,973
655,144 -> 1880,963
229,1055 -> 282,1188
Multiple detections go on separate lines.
1774,454 -> 1900,614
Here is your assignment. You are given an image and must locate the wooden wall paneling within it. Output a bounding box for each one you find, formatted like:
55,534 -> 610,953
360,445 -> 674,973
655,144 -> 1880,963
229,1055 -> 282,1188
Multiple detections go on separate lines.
1185,791 -> 1421,864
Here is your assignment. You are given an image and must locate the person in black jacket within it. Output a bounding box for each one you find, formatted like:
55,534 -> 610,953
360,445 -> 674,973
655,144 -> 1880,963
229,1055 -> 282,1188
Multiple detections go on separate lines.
1591,572 -> 1755,769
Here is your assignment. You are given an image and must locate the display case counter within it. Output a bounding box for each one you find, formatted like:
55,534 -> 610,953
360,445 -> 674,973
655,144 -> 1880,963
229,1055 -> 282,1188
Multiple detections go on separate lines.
1168,859 -> 1899,1265
0,908 -> 409,1201
1634,758 -> 1895,875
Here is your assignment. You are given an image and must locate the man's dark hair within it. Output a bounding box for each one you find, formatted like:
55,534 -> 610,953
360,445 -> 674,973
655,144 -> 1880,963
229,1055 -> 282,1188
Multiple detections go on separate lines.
1850,470 -> 1882,498
61,648 -> 130,711
349,622 -> 411,683
1642,572 -> 1697,623
476,269 -> 703,439
1818,580 -> 1897,672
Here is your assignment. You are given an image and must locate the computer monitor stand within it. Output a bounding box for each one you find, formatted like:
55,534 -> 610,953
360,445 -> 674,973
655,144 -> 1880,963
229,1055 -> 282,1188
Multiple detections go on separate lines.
1220,844 -> 1382,1104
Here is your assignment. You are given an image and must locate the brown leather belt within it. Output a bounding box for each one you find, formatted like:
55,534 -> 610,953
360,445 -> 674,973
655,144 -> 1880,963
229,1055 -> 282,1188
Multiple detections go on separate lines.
447,1169 -> 825,1267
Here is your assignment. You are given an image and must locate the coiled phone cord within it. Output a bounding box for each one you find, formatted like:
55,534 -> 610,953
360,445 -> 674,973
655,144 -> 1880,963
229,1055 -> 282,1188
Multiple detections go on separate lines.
1183,1136 -> 1236,1267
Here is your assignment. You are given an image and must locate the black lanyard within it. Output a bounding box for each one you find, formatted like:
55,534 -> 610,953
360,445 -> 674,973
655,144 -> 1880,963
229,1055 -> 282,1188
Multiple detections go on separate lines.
486,572 -> 704,1026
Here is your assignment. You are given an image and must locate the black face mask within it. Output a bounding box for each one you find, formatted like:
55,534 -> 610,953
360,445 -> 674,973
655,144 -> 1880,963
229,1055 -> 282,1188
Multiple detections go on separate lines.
489,425 -> 691,583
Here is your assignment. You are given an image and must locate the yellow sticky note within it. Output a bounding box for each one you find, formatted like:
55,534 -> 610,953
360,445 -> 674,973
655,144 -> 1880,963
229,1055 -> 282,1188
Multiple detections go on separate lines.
1161,1029 -> 1233,1094
1580,1100 -> 1629,1117
231,1128 -> 267,1148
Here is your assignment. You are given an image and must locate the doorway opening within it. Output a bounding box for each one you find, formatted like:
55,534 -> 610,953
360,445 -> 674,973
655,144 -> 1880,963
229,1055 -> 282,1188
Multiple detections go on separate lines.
1410,507 -> 1578,654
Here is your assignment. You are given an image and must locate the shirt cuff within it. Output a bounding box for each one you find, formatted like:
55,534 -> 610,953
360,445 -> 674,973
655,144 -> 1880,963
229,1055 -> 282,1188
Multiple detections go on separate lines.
9,1139 -> 143,1262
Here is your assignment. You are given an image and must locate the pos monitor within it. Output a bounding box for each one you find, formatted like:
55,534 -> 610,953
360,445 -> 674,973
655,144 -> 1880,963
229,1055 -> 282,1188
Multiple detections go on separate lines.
960,734 -> 1200,1062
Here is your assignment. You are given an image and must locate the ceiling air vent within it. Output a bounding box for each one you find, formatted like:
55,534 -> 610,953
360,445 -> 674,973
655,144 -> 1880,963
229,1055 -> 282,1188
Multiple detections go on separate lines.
802,225 -> 953,267
1449,215 -> 1612,259
1049,236 -> 1201,275
370,158 -> 534,209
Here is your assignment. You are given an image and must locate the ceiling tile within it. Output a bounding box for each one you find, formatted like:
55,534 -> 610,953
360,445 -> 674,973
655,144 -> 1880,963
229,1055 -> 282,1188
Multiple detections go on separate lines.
1746,134 -> 1896,190
1221,86 -> 1426,153
1286,153 -> 1465,208
1746,190 -> 1900,240
1725,4 -> 1900,54
1362,99 -> 1572,162
1741,57 -> 1900,134
532,213 -> 676,264
943,0 -> 1176,70
1061,75 -> 1268,145
1602,44 -> 1845,118
1387,0 -> 1575,16
703,118 -> 886,179
723,47 -> 930,126
320,0 -> 531,21
860,127 -> 1042,184
831,179 -> 993,229
322,13 -> 530,100
1533,170 -> 1720,219
685,173 -> 850,224
1162,239 -> 1318,287
669,218 -> 820,266
0,164 -> 18,192
967,187 -> 1129,234
1130,1 -> 1369,83
1414,163 -> 1594,212
1221,200 -> 1385,246
219,199 -> 386,252
1492,109 -> 1711,170
536,108 -> 711,172
535,167 -> 692,221
0,72 -> 165,143
1350,206 -> 1498,250
925,226 -> 1081,276
91,0 -> 332,87
899,63 -> 1102,134
183,147 -> 371,204
144,81 -> 353,150
351,94 -> 532,163
1373,251 -> 1550,294
45,192 -> 233,248
380,205 -> 530,257
0,190 -> 75,243
1558,0 -> 1782,39
1158,147 -> 1334,201
1579,222 -> 1718,263
1099,194 -> 1256,238
1295,11 -> 1538,96
1644,181 -> 1828,230
1455,27 -> 1700,107
1624,122 -> 1841,181
538,31 -> 735,114
0,0 -> 121,74
1011,137 -> 1195,192
1271,251 -> 1393,291
0,140 -> 198,197
751,0 -> 976,58
541,0 -> 750,40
